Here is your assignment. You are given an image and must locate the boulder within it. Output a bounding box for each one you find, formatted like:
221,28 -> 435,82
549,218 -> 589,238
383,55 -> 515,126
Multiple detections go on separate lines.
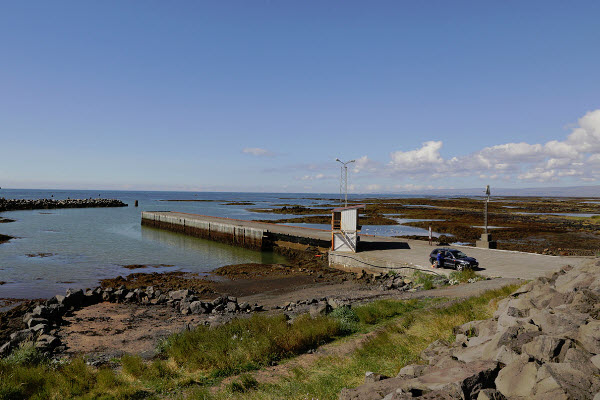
494,357 -> 538,398
577,320 -> 600,354
529,308 -> 587,337
364,371 -> 389,384
309,302 -> 331,318
476,389 -> 506,400
35,334 -> 60,350
169,289 -> 190,300
226,302 -> 239,313
420,340 -> 452,364
31,305 -> 50,319
124,292 -> 136,302
522,335 -> 566,363
534,363 -> 600,399
189,301 -> 207,314
10,329 -> 35,343
64,288 -> 85,307
0,342 -> 12,357
327,298 -> 342,309
179,299 -> 192,314
26,317 -> 49,329
30,323 -> 48,334
397,364 -> 427,378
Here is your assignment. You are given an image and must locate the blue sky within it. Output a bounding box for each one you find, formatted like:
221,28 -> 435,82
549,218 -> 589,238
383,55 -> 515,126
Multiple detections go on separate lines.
2,1 -> 600,193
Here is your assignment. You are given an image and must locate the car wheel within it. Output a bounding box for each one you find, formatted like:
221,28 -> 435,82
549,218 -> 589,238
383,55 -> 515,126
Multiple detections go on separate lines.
456,264 -> 464,272
429,258 -> 435,265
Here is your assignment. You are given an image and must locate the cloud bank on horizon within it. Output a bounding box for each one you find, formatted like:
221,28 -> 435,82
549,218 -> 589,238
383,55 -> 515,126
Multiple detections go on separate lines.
349,109 -> 600,188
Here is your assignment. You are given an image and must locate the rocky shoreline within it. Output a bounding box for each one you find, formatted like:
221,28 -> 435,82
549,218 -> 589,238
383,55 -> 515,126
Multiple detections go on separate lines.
0,264 -> 453,361
340,259 -> 600,399
0,197 -> 127,212
0,285 -> 269,358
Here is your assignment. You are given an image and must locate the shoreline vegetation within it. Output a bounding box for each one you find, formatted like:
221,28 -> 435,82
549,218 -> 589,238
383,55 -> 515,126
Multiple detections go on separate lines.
0,284 -> 520,399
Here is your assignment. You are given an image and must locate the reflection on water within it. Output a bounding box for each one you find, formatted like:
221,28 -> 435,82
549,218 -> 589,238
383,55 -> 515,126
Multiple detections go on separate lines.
141,226 -> 283,266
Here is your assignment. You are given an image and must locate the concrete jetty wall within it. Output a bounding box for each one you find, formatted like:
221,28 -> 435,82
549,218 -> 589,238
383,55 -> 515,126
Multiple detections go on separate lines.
141,211 -> 330,251
141,212 -> 267,250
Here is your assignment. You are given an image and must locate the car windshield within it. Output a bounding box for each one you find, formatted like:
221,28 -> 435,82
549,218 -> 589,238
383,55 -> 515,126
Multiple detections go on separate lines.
450,250 -> 468,259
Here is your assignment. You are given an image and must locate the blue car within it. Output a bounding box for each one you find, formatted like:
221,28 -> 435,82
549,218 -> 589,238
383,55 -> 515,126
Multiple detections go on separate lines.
429,248 -> 478,271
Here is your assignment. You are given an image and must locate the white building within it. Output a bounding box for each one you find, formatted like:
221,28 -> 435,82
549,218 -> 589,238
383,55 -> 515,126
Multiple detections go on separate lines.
331,204 -> 366,252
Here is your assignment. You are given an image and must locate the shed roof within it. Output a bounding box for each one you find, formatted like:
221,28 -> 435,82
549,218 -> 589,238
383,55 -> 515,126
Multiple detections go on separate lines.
332,204 -> 367,212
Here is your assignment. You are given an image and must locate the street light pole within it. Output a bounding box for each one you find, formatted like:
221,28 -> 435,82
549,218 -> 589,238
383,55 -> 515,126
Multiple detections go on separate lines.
484,185 -> 490,235
335,158 -> 355,207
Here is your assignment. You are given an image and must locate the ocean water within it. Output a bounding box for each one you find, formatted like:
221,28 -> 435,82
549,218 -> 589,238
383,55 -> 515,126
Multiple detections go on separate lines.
0,189 -> 324,298
0,189 -> 433,299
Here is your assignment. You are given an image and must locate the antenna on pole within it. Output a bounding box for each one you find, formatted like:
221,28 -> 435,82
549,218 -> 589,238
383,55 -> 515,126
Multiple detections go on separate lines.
335,158 -> 355,207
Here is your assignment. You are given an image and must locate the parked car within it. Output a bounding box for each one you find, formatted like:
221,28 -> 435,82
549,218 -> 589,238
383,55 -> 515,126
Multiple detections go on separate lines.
428,248 -> 478,271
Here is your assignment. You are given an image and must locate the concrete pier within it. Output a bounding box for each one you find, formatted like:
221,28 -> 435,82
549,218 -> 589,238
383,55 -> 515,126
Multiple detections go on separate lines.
141,211 -> 330,251
141,211 -> 590,280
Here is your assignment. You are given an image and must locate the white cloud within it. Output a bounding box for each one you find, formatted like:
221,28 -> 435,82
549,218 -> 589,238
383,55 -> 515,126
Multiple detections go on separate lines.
299,173 -> 331,181
242,147 -> 275,157
389,141 -> 444,171
377,109 -> 600,183
353,156 -> 379,173
366,184 -> 382,191
275,109 -> 600,190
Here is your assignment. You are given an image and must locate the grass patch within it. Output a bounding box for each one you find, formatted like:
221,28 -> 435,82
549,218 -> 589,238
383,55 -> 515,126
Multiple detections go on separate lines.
0,355 -> 147,400
212,284 -> 520,400
228,374 -> 259,393
449,269 -> 484,283
161,313 -> 344,377
412,271 -> 435,290
353,298 -> 427,326
330,306 -> 360,334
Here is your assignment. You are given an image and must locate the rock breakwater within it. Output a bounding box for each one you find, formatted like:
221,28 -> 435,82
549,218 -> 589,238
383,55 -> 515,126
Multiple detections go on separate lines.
0,198 -> 127,212
340,259 -> 600,400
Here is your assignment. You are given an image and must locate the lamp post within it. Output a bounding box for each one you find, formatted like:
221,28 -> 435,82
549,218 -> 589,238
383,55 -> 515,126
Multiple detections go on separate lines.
476,185 -> 496,248
335,158 -> 355,207
484,185 -> 490,234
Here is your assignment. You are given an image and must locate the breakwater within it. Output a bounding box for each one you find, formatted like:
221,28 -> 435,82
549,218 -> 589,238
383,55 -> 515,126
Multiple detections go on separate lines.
0,198 -> 127,212
141,211 -> 331,251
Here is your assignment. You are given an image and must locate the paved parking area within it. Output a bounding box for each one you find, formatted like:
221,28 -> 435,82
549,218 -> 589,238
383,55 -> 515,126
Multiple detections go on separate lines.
340,235 -> 591,280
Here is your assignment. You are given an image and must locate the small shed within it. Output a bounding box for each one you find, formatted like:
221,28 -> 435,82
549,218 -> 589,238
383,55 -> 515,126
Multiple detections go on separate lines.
331,204 -> 366,252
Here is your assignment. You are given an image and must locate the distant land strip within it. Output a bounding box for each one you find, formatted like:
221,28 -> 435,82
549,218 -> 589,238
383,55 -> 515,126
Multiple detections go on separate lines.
0,198 -> 127,213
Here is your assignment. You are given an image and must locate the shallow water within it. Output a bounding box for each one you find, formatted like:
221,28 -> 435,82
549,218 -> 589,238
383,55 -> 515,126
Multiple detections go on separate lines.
0,189 -> 448,298
0,189 -> 331,298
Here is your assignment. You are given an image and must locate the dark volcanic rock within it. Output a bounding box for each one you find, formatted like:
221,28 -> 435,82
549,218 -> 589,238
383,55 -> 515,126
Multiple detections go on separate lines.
339,258 -> 600,400
0,198 -> 127,212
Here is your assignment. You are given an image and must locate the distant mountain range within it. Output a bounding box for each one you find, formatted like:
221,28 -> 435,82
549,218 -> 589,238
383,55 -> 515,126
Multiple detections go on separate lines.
397,185 -> 600,197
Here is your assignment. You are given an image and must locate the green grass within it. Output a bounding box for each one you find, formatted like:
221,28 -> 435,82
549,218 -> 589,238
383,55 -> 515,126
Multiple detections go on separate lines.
449,268 -> 484,283
0,352 -> 147,400
160,313 -> 344,378
412,270 -> 436,290
208,284 -> 520,400
352,298 -> 428,326
0,285 -> 520,400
